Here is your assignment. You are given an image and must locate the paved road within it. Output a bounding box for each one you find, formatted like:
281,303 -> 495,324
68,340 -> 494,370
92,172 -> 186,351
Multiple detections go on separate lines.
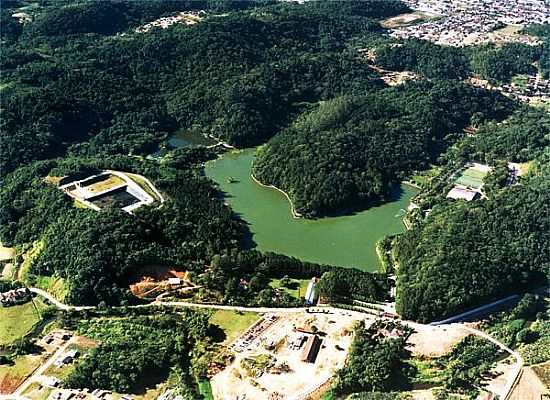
29,288 -> 92,311
460,324 -> 523,400
29,287 -> 308,313
26,288 -> 523,399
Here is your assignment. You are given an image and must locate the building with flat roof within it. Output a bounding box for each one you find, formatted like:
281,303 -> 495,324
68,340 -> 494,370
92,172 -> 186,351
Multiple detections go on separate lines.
446,187 -> 479,201
301,335 -> 322,363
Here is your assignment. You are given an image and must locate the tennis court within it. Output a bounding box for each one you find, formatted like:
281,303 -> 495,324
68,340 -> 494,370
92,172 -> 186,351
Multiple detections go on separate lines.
455,167 -> 488,189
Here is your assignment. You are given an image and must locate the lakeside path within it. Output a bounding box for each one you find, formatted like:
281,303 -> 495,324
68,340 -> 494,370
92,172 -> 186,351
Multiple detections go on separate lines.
250,172 -> 303,219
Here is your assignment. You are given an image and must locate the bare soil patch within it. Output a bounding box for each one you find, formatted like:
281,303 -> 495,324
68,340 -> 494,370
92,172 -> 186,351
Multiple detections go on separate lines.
509,366 -> 548,400
407,323 -> 470,357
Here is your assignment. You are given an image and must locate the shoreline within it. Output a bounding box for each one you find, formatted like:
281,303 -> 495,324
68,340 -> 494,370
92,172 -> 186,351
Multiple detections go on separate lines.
249,172 -> 303,219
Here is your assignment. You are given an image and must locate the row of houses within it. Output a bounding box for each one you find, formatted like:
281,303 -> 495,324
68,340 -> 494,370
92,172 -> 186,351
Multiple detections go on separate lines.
0,288 -> 29,307
393,0 -> 549,47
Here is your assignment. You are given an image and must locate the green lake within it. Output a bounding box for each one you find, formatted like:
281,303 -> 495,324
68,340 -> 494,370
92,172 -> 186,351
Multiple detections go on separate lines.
204,149 -> 418,272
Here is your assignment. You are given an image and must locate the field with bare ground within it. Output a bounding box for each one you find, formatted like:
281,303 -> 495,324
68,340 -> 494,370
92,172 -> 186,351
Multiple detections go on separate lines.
211,310 -> 368,400
128,265 -> 192,298
509,366 -> 549,400
381,12 -> 435,28
407,323 -> 470,357
0,354 -> 45,395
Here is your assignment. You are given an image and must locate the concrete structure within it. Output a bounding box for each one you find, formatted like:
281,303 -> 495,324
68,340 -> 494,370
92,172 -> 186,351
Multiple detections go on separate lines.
59,170 -> 160,214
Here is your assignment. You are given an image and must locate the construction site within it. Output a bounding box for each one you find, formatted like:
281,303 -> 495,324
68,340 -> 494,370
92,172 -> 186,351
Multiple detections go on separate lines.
211,310 -> 365,400
128,266 -> 200,301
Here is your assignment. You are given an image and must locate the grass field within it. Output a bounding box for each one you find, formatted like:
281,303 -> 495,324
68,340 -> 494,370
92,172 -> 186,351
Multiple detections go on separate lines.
209,310 -> 259,344
34,275 -> 68,302
269,278 -> 310,299
0,299 -> 47,345
22,382 -> 54,400
198,380 -> 214,400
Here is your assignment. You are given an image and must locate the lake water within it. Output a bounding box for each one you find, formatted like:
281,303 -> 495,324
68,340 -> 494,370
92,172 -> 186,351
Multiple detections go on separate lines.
168,130 -> 218,148
204,149 -> 418,272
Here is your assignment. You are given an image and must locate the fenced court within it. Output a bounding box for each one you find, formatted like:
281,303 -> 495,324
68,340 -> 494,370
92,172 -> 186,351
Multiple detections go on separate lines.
455,166 -> 489,189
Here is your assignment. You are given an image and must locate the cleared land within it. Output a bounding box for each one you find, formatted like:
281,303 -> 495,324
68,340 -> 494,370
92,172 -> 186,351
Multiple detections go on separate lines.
510,365 -> 549,400
407,323 -> 470,357
211,311 -> 362,400
0,243 -> 15,261
0,299 -> 47,345
381,11 -> 435,28
0,354 -> 46,395
209,310 -> 260,344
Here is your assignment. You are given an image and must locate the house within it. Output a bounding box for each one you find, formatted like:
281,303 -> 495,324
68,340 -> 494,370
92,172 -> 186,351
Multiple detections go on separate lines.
167,277 -> 181,286
43,376 -> 62,388
0,288 -> 30,307
55,349 -> 79,367
301,335 -> 322,363
50,391 -> 75,400
91,390 -> 113,400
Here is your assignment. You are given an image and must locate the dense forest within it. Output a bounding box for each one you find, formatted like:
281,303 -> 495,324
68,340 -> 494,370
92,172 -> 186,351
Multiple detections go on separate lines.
0,0 -> 408,176
335,320 -> 412,395
65,311 -> 213,397
253,81 -> 514,216
396,134 -> 550,322
1,0 -> 549,321
0,0 -> 409,305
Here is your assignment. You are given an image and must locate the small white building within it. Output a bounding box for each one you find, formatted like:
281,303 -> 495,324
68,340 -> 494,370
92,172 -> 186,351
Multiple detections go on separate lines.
304,278 -> 319,306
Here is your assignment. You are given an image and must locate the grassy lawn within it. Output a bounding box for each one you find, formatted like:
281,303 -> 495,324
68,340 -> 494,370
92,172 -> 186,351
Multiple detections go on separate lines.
22,382 -> 53,400
269,278 -> 310,299
0,299 -> 47,346
198,380 -> 214,400
209,310 -> 259,344
84,174 -> 125,193
408,166 -> 442,189
512,74 -> 529,90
